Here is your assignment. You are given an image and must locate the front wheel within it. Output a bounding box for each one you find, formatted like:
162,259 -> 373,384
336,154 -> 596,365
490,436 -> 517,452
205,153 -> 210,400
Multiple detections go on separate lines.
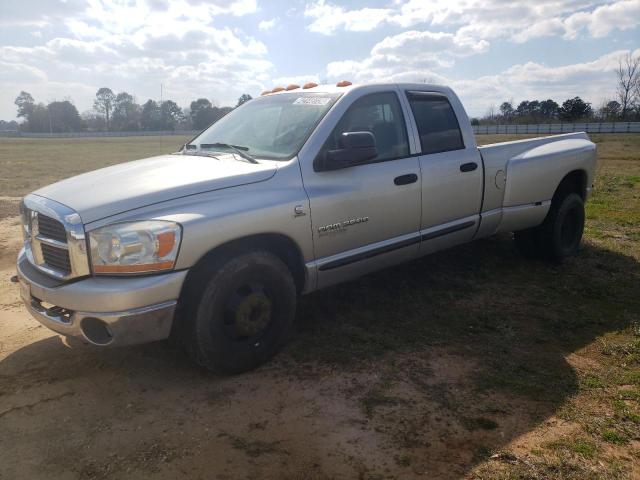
184,251 -> 297,374
514,192 -> 585,263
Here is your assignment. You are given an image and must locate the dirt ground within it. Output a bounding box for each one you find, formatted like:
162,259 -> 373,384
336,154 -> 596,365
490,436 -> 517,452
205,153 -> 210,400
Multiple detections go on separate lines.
1,135 -> 638,479
0,225 -> 503,480
1,218 -> 638,480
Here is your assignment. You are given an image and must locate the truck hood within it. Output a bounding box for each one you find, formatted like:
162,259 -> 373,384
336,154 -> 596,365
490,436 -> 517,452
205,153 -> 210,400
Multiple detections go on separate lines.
33,153 -> 277,223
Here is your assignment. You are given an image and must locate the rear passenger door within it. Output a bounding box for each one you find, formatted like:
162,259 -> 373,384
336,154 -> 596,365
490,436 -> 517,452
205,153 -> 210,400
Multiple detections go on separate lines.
404,91 -> 483,253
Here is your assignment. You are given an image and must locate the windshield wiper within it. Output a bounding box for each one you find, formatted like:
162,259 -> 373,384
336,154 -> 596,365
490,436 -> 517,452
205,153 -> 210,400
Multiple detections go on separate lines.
200,143 -> 258,164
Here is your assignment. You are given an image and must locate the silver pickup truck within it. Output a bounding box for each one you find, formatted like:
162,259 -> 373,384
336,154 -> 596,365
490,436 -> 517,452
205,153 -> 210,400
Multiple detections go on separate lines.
16,82 -> 596,372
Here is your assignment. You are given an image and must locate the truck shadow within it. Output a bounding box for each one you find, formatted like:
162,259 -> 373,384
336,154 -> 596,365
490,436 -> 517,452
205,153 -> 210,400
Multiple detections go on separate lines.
286,233 -> 638,476
0,234 -> 637,479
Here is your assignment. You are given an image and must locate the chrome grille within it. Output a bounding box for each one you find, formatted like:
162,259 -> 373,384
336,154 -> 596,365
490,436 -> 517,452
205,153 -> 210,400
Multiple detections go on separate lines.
22,195 -> 90,281
41,243 -> 72,273
37,215 -> 67,243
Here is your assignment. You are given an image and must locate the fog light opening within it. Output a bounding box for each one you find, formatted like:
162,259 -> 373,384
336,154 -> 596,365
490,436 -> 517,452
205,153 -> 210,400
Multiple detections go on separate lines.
81,317 -> 113,345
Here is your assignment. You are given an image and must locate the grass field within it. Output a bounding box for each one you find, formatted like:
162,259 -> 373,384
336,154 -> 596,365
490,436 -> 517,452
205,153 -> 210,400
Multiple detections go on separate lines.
0,133 -> 638,478
0,135 -> 192,198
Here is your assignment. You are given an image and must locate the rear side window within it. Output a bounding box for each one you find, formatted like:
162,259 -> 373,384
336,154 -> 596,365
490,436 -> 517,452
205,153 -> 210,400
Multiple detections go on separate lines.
406,92 -> 464,155
322,92 -> 409,163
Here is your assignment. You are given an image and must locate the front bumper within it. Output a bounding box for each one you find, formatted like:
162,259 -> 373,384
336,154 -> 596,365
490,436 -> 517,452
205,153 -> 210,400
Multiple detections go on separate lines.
16,249 -> 188,347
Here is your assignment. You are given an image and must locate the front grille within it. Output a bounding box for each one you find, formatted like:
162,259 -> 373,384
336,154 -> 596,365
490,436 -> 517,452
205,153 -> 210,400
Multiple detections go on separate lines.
23,195 -> 90,280
41,243 -> 72,274
37,215 -> 67,242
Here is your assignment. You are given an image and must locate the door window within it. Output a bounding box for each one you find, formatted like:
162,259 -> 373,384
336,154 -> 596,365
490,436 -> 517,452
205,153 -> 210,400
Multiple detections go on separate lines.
406,92 -> 464,155
321,92 -> 409,163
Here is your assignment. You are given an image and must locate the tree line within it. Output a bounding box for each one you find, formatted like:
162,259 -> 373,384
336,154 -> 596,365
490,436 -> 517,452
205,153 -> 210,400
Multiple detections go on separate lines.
473,53 -> 640,125
12,88 -> 253,133
6,54 -> 639,132
473,96 -> 640,125
473,96 -> 594,125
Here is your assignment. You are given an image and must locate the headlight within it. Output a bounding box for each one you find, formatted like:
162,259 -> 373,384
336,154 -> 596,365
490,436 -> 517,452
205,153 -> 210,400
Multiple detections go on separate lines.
88,220 -> 182,274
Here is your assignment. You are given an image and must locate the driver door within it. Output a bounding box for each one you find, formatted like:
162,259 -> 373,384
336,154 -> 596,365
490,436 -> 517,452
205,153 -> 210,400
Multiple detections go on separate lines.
300,90 -> 422,289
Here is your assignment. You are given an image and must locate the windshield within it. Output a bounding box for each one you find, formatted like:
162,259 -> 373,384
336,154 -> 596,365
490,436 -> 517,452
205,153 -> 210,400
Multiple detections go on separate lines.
187,93 -> 341,160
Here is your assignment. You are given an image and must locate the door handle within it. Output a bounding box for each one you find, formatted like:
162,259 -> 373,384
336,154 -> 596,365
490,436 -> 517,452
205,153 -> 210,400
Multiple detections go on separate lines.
394,173 -> 418,185
460,162 -> 478,172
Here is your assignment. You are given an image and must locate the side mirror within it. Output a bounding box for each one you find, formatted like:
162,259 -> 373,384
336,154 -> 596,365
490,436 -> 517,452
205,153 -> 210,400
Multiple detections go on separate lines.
319,131 -> 378,171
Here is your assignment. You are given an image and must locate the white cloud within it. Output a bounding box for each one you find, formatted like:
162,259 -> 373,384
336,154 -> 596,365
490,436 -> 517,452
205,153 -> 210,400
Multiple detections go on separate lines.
304,0 -> 391,34
0,0 -> 273,118
0,61 -> 47,83
451,48 -> 640,116
388,0 -> 466,28
563,0 -> 640,38
258,18 -> 278,31
325,29 -> 489,82
321,31 -> 639,117
372,30 -> 489,58
512,18 -> 565,43
304,0 -> 640,45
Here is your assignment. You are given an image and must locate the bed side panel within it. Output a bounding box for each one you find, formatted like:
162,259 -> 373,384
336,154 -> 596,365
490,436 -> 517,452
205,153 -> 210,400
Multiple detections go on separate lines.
503,138 -> 596,207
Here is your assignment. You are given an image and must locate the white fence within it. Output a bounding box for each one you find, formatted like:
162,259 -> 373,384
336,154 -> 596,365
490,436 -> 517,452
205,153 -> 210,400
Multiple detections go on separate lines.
2,122 -> 639,138
473,122 -> 640,134
0,130 -> 199,138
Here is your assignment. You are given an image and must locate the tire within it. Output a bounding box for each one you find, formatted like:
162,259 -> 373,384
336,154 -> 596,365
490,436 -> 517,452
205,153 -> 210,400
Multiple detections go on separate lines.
183,251 -> 297,374
513,192 -> 585,263
538,192 -> 585,262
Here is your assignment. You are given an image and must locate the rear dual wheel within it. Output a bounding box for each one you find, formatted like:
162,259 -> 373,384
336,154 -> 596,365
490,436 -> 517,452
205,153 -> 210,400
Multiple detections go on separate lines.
514,192 -> 585,263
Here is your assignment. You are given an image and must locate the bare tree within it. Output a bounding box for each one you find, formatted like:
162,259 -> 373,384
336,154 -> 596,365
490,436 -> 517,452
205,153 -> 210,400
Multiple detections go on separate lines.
616,53 -> 640,120
485,104 -> 497,124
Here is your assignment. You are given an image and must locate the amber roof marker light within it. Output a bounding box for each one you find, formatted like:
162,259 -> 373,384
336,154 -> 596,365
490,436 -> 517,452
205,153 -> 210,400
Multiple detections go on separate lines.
286,84 -> 300,90
271,86 -> 285,93
303,82 -> 318,89
336,80 -> 352,87
260,90 -> 271,96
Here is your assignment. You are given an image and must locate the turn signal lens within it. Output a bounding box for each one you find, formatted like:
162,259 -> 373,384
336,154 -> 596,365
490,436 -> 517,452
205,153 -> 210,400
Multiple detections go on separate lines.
155,231 -> 176,258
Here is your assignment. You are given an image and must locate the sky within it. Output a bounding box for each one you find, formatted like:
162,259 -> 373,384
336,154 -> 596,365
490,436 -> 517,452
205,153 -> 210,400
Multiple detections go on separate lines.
0,0 -> 639,121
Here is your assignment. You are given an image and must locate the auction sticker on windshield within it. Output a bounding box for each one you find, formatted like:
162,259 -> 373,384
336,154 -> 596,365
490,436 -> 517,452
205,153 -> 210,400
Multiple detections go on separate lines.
293,97 -> 332,106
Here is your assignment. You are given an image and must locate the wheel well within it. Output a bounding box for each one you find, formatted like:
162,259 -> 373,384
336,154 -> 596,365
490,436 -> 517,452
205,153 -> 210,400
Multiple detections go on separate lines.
181,234 -> 307,298
553,170 -> 587,203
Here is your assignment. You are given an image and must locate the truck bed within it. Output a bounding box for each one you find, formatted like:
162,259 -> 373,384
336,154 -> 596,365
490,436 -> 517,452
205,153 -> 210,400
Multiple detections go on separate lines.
475,132 -> 596,237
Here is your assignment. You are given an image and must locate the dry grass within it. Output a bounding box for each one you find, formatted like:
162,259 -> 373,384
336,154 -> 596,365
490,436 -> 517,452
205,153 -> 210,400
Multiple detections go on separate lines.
0,135 -> 191,198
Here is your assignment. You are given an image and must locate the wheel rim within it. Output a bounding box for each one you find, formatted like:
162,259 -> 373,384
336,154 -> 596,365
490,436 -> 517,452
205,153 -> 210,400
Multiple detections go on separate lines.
223,282 -> 273,343
560,207 -> 580,251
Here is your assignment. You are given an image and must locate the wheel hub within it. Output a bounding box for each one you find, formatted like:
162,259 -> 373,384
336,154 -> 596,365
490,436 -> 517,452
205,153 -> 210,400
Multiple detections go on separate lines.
230,290 -> 272,338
